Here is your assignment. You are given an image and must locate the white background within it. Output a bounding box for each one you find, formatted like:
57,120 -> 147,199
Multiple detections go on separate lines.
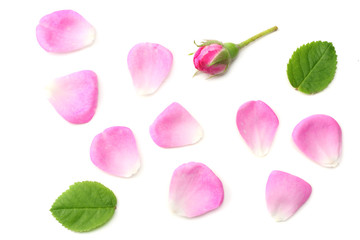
1,0 -> 360,239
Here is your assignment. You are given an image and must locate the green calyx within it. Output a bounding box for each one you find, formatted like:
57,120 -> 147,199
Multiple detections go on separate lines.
223,42 -> 239,59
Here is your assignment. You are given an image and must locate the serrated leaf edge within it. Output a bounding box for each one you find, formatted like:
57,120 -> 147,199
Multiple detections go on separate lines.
287,40 -> 337,94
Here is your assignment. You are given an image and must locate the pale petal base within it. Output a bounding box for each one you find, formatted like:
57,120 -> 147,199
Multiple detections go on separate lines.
90,126 -> 141,177
292,114 -> 342,167
169,162 -> 224,218
47,70 -> 98,124
266,170 -> 312,221
36,10 -> 95,53
150,102 -> 203,148
236,100 -> 279,157
127,43 -> 173,95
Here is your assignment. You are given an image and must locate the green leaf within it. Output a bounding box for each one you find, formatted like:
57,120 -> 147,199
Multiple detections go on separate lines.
50,181 -> 117,232
287,41 -> 337,94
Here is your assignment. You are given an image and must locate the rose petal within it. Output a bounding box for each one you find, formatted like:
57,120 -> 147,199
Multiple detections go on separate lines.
236,100 -> 279,156
90,126 -> 141,177
169,162 -> 224,218
47,70 -> 98,124
36,10 -> 95,53
150,102 -> 203,148
266,170 -> 312,221
127,43 -> 173,95
292,114 -> 342,167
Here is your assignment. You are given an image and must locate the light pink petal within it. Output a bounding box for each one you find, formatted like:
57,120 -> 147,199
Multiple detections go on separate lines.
236,100 -> 279,156
36,10 -> 95,53
90,126 -> 141,177
150,102 -> 203,148
47,70 -> 98,124
292,114 -> 342,167
169,162 -> 224,218
127,43 -> 173,95
266,170 -> 312,221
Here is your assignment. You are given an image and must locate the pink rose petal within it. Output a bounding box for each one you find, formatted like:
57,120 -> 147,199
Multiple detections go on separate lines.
169,162 -> 224,218
150,102 -> 203,148
36,10 -> 95,53
236,100 -> 279,156
292,114 -> 342,167
47,70 -> 98,124
127,43 -> 173,95
266,170 -> 312,221
90,126 -> 141,177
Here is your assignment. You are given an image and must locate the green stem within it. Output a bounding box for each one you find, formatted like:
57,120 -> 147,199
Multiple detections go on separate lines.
237,26 -> 278,49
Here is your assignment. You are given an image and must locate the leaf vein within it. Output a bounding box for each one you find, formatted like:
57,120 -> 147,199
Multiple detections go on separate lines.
51,206 -> 115,210
297,44 -> 331,89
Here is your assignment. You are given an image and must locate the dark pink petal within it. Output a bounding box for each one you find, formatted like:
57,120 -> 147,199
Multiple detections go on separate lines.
127,43 -> 173,95
169,162 -> 224,218
236,100 -> 279,156
47,70 -> 98,124
193,46 -> 205,70
150,102 -> 203,148
266,170 -> 312,221
36,10 -> 95,53
292,114 -> 342,167
90,126 -> 140,177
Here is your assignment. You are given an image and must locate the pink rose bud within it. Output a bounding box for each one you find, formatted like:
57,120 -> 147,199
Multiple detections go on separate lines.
192,26 -> 278,76
193,43 -> 230,75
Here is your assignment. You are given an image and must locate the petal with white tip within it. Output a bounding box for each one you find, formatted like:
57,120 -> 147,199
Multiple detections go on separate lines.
36,10 -> 95,53
150,102 -> 203,148
292,114 -> 342,167
169,162 -> 224,218
266,170 -> 312,221
127,43 -> 173,95
236,100 -> 279,156
90,126 -> 141,177
47,70 -> 98,124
